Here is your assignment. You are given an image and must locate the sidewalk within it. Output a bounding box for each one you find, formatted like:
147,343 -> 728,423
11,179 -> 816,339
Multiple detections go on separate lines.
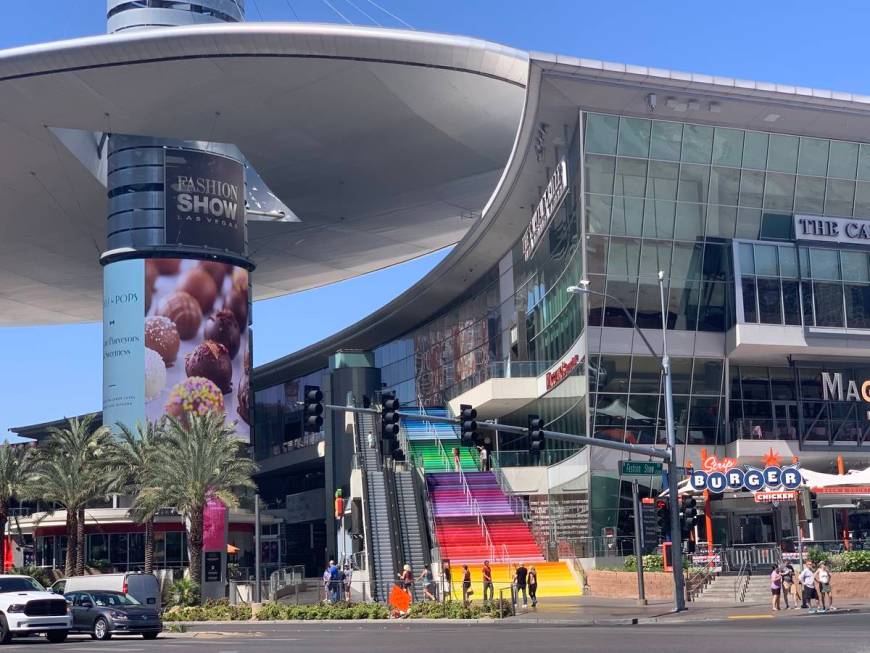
510,596 -> 870,625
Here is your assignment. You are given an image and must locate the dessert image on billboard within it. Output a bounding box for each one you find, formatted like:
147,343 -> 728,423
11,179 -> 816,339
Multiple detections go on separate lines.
144,258 -> 250,440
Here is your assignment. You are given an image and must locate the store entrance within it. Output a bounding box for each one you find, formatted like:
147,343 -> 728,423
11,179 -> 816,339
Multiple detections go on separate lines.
732,512 -> 777,545
772,401 -> 799,440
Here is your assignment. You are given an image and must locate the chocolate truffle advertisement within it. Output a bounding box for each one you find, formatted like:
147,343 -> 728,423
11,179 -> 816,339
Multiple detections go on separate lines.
103,257 -> 251,441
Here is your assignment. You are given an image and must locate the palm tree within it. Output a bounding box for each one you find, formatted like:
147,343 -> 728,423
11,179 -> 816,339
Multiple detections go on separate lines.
28,415 -> 114,576
109,420 -> 167,574
141,413 -> 255,585
0,443 -> 34,572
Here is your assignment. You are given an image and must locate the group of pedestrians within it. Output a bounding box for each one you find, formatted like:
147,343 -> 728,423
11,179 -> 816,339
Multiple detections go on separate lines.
322,559 -> 352,603
443,560 -> 538,609
770,560 -> 835,613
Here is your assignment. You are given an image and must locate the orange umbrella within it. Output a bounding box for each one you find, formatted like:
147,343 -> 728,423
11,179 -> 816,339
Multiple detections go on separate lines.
389,584 -> 411,613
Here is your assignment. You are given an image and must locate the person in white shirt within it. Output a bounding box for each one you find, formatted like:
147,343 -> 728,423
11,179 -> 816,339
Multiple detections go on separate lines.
367,431 -> 374,449
815,562 -> 833,611
798,561 -> 818,610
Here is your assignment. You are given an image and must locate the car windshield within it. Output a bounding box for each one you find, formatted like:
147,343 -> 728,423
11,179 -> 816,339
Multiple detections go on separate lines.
0,577 -> 45,593
90,592 -> 141,607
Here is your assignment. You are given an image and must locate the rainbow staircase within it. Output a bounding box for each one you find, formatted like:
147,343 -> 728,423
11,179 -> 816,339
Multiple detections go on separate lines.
401,409 -> 582,599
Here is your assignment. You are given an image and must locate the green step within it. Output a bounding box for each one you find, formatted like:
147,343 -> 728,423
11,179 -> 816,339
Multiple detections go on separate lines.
409,440 -> 478,472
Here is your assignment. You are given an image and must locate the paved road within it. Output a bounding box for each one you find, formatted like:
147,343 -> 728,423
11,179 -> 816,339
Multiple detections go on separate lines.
5,613 -> 869,652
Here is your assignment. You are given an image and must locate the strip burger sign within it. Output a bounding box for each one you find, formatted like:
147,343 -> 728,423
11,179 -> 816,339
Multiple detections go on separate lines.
689,456 -> 803,493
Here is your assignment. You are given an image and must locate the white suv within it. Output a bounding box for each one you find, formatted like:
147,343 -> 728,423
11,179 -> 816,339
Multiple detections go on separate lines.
0,576 -> 70,644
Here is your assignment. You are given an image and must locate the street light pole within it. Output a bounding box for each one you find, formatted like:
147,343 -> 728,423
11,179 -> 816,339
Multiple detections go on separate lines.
567,273 -> 685,612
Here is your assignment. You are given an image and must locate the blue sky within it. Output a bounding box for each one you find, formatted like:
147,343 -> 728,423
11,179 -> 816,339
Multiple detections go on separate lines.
3,0 -> 870,438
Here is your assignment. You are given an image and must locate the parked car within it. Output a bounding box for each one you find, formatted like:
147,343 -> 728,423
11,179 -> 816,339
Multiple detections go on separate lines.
0,575 -> 70,644
51,572 -> 161,608
64,590 -> 161,641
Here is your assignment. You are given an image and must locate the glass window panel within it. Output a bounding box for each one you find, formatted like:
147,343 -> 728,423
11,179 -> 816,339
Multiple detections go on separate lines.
854,181 -> 870,218
586,236 -> 608,275
610,197 -> 644,237
586,194 -> 612,234
778,246 -> 798,278
739,242 -> 755,275
801,280 -> 815,325
668,278 -> 700,330
110,533 -> 128,565
617,117 -> 651,157
782,279 -> 801,325
770,367 -> 795,400
129,533 -> 144,565
757,278 -> 782,324
741,367 -> 770,400
845,284 -> 870,328
743,131 -> 769,169
735,208 -> 762,239
705,205 -> 737,239
678,164 -> 709,203
635,277 -> 665,328
841,251 -> 869,282
712,127 -> 743,167
698,281 -> 727,331
794,176 -> 826,214
825,179 -> 855,216
649,121 -> 682,161
669,357 -> 693,394
642,200 -> 675,239
739,170 -> 765,207
681,124 -> 714,164
763,173 -> 795,211
798,137 -> 829,176
586,274 -> 605,326
760,213 -> 793,240
586,155 -> 616,195
730,365 -> 742,400
639,240 -> 672,278
742,277 -> 758,322
670,242 -> 703,279
810,248 -> 841,279
613,157 -> 648,197
767,134 -> 799,173
828,140 -> 859,179
166,532 -> 183,562
606,239 -> 641,277
586,114 -> 619,155
646,161 -> 679,200
754,244 -> 778,276
814,281 -> 845,326
709,166 -> 740,206
702,243 -> 729,280
674,203 -> 705,241
799,247 -> 811,277
629,356 -> 661,394
858,144 -> 870,181
602,278 -> 638,328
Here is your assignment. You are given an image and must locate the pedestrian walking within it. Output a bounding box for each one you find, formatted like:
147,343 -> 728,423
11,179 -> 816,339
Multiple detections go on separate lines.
367,430 -> 374,449
482,560 -> 494,602
799,561 -> 818,611
442,560 -> 453,600
453,447 -> 461,472
322,562 -> 333,603
769,565 -> 782,611
513,562 -> 529,609
780,562 -> 795,609
461,564 -> 473,605
418,563 -> 437,601
399,564 -> 414,600
816,562 -> 834,612
477,445 -> 490,472
528,565 -> 538,607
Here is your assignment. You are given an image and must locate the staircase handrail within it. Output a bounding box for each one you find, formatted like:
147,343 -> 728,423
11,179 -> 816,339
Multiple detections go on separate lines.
490,464 -> 530,525
434,434 -> 454,472
733,561 -> 750,603
458,469 -> 496,562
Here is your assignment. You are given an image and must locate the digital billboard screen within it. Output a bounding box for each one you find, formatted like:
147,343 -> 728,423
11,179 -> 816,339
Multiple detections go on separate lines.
103,257 -> 251,441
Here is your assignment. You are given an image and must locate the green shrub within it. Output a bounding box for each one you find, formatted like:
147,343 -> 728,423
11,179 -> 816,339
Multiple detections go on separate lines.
10,565 -> 53,589
624,554 -> 667,572
839,550 -> 870,572
806,547 -> 828,566
255,602 -> 287,620
162,603 -> 251,622
168,579 -> 200,607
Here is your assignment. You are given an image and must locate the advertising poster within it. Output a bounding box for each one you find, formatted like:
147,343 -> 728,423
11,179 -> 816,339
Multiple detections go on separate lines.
164,148 -> 245,255
103,257 -> 252,441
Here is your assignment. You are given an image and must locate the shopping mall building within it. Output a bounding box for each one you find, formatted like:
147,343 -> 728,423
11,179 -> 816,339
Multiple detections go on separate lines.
4,2 -> 870,584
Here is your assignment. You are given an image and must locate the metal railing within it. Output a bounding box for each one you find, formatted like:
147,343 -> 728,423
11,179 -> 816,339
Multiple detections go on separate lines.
724,544 -> 782,572
734,561 -> 750,603
490,464 -> 530,525
491,449 -> 578,468
685,557 -> 717,602
457,467 -> 495,561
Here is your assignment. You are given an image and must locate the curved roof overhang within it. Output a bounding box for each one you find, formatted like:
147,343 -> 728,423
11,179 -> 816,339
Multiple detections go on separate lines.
0,23 -> 528,325
256,54 -> 870,388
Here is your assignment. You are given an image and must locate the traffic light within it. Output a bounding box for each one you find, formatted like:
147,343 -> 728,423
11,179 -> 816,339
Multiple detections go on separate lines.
381,392 -> 400,440
459,404 -> 477,447
680,495 -> 698,538
810,490 -> 820,520
656,499 -> 671,537
527,415 -> 546,455
303,386 -> 324,433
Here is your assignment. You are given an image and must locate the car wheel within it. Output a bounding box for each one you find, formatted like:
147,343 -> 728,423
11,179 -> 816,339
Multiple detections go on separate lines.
0,615 -> 11,645
143,632 -> 159,640
46,630 -> 68,644
92,617 -> 111,641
